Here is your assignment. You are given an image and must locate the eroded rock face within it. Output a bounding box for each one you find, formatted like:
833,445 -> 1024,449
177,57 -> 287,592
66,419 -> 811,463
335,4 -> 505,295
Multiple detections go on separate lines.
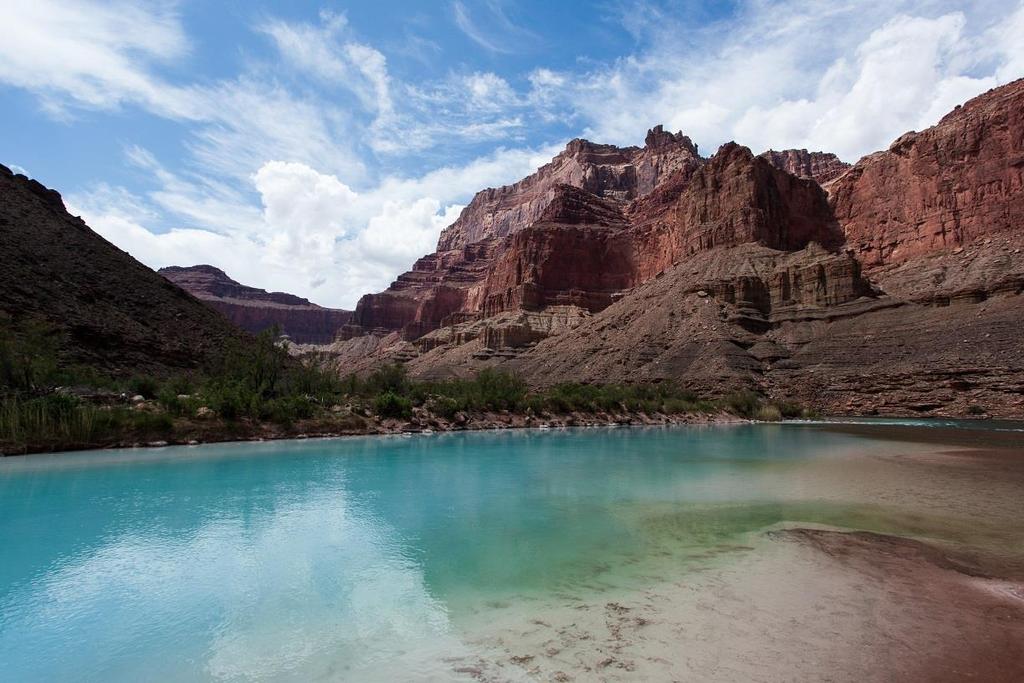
759,149 -> 851,186
160,265 -> 352,344
643,143 -> 844,256
436,126 -> 702,251
347,239 -> 501,340
830,79 -> 1024,268
348,142 -> 843,342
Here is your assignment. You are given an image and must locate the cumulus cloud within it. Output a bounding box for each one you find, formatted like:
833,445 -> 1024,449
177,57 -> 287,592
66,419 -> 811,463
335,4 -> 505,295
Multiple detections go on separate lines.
561,1 -> 1024,161
67,144 -> 556,308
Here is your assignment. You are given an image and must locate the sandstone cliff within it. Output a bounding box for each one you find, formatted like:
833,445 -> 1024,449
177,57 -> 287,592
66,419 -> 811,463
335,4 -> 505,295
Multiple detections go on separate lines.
830,79 -> 1024,268
436,125 -> 701,252
160,265 -> 352,344
759,149 -> 851,186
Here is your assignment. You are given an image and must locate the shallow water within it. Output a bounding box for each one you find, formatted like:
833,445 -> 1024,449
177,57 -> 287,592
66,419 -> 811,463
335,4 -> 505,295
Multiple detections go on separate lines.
0,423 -> 1021,681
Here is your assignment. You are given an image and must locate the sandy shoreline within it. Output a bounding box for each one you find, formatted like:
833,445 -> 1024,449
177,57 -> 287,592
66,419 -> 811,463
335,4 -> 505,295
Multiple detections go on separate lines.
438,441 -> 1024,682
440,526 -> 1024,683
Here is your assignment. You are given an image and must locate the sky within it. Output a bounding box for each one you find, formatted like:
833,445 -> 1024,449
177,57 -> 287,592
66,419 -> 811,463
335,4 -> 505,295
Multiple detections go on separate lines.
1,1 -> 1022,309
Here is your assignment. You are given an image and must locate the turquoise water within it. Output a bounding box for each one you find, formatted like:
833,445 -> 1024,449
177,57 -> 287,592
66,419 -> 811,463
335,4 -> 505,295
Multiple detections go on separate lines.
0,424 -> 1001,681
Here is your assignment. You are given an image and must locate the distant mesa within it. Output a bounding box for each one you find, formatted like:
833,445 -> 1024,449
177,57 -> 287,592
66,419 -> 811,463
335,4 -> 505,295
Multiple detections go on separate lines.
160,265 -> 352,345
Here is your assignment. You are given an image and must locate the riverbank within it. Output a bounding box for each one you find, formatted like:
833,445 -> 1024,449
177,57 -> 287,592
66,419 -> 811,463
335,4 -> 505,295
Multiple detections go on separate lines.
0,406 -> 748,455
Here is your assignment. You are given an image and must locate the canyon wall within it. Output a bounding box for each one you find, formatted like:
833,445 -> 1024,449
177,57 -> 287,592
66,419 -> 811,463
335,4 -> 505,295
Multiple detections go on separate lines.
830,79 -> 1024,268
759,149 -> 851,185
0,166 -> 246,374
327,79 -> 1024,418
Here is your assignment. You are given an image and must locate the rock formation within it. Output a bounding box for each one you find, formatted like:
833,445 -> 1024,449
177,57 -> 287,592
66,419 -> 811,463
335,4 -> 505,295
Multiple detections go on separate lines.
436,125 -> 701,251
160,265 -> 352,344
0,165 -> 245,375
830,79 -> 1024,269
329,79 -> 1024,418
760,149 -> 851,186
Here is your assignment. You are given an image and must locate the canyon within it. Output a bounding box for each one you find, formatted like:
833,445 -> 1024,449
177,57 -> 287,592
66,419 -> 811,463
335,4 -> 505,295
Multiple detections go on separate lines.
322,79 -> 1024,418
2,79 -> 1021,418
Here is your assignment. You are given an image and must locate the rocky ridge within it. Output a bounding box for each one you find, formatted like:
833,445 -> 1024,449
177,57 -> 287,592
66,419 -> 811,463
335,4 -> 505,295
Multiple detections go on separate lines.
160,265 -> 352,344
0,165 -> 245,375
830,80 -> 1024,268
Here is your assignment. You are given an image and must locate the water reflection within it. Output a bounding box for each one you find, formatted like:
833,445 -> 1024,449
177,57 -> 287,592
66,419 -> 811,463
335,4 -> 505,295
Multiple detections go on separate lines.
0,424 -> 1000,682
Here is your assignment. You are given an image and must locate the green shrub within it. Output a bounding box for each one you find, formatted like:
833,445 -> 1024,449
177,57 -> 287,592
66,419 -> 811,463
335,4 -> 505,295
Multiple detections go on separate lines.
131,411 -> 174,433
474,369 -> 526,410
128,376 -> 159,399
263,396 -> 316,424
723,390 -> 762,418
755,404 -> 783,422
157,388 -> 200,417
375,391 -> 412,419
366,364 -> 410,396
165,374 -> 194,396
0,320 -> 62,392
202,381 -> 248,421
773,401 -> 805,419
427,395 -> 462,420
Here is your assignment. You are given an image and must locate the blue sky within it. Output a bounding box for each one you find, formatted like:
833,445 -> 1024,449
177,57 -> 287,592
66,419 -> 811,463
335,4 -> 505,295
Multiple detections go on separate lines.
1,1 -> 1022,308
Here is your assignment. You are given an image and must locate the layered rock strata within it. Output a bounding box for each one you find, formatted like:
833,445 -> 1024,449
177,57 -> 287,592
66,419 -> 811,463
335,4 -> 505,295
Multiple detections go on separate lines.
830,79 -> 1024,268
760,149 -> 851,185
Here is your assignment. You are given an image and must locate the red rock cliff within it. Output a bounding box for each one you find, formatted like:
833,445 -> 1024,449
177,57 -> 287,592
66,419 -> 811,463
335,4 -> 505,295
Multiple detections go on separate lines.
830,78 -> 1024,268
759,149 -> 851,186
436,127 -> 701,251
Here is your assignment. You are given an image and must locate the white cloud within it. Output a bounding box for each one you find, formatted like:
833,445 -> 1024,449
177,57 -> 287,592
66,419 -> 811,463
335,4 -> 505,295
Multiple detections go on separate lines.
258,11 -> 395,134
67,144 -> 555,309
560,1 -> 1024,161
0,0 -> 194,117
452,1 -> 511,54
464,72 -> 518,111
731,13 -> 997,160
992,3 -> 1024,83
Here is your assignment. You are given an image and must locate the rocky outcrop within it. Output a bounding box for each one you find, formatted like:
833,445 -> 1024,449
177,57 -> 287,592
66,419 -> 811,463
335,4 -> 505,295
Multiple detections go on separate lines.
830,79 -> 1024,268
346,238 -> 501,340
638,143 -> 843,256
760,149 -> 851,186
160,265 -> 351,344
0,165 -> 245,375
436,126 -> 701,251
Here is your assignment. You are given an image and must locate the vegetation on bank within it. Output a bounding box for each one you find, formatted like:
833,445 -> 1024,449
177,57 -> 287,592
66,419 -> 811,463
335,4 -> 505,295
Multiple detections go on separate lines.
1,321 -> 810,454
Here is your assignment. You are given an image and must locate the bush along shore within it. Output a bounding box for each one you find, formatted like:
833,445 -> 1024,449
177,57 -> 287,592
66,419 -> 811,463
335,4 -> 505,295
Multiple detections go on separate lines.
1,325 -> 814,455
